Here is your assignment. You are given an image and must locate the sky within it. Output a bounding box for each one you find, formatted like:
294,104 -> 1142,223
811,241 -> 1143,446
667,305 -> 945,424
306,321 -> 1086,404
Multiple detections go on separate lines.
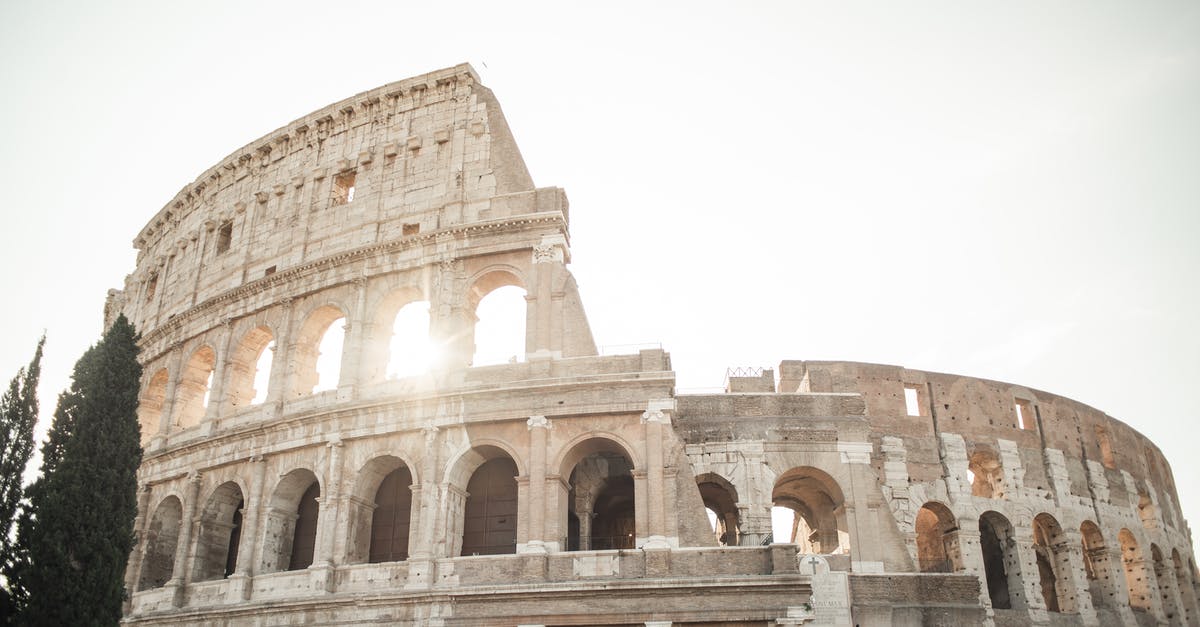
1,1 -> 1198,539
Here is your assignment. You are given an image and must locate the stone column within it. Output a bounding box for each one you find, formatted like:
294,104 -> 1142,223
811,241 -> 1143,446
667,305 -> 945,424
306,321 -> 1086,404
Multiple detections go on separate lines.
167,472 -> 202,607
155,345 -> 184,440
1012,527 -> 1051,624
202,319 -> 234,431
406,426 -> 440,590
266,298 -> 295,410
312,437 -> 343,593
641,400 -> 673,549
528,238 -> 566,359
429,259 -> 473,370
124,484 -> 154,610
1059,529 -> 1099,625
228,454 -> 266,601
954,517 -> 992,615
337,277 -> 369,399
521,415 -> 551,553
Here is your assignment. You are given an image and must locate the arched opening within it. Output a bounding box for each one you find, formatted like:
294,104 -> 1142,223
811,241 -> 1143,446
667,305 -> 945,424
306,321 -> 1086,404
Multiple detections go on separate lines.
915,501 -> 962,573
1033,513 -> 1076,613
138,369 -> 168,444
1173,550 -> 1199,625
1081,520 -> 1114,609
1137,489 -> 1158,530
137,496 -> 182,590
562,438 -> 637,551
191,482 -> 243,582
225,326 -> 274,410
1151,544 -> 1181,624
771,467 -> 848,555
370,466 -> 414,563
387,301 -> 434,378
175,346 -> 216,429
968,449 -> 1004,499
345,455 -> 416,564
292,305 -> 346,396
979,511 -> 1023,610
469,272 -> 526,367
696,473 -> 740,547
461,455 -> 519,556
261,469 -> 321,573
1118,528 -> 1151,612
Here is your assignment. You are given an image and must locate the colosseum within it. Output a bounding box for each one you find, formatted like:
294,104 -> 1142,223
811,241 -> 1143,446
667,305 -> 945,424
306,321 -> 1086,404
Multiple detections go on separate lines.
107,64 -> 1197,627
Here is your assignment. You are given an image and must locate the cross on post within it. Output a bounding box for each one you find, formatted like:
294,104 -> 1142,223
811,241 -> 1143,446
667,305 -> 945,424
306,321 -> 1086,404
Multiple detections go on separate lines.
806,556 -> 821,575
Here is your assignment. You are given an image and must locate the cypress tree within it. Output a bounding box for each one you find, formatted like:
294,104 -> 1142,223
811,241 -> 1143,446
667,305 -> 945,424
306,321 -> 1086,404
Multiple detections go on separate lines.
0,337 -> 44,621
14,315 -> 142,626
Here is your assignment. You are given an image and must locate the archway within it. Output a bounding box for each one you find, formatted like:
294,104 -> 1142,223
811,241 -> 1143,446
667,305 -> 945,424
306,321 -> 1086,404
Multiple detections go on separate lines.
138,369 -> 168,444
175,346 -> 216,429
225,325 -> 274,410
346,455 -> 416,564
468,271 -> 526,367
1033,512 -> 1076,613
1118,528 -> 1151,612
1080,521 -> 1115,609
191,482 -> 243,582
771,467 -> 848,554
291,305 -> 346,396
1151,544 -> 1181,624
137,496 -> 182,590
261,469 -> 321,573
386,301 -> 433,378
968,449 -> 1004,499
696,473 -> 740,547
979,510 -> 1023,610
460,453 -> 519,556
915,501 -> 962,573
561,437 -> 638,551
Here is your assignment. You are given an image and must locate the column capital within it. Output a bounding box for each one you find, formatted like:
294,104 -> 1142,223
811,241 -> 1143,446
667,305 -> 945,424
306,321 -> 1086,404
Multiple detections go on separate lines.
527,415 -> 552,430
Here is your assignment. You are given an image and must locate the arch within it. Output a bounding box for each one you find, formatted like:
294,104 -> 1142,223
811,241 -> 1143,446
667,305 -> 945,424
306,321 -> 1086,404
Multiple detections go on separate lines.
361,286 -> 427,383
345,455 -> 416,564
1118,528 -> 1152,611
1151,543 -> 1182,624
915,501 -> 961,573
191,481 -> 244,582
137,368 -> 168,444
771,466 -> 848,555
1080,520 -> 1115,609
696,472 -> 739,547
563,441 -> 637,551
1174,549 -> 1200,625
466,268 -> 527,367
137,496 -> 182,590
386,300 -> 434,378
555,432 -> 641,478
291,304 -> 347,396
1032,512 -> 1077,613
261,468 -> 321,573
175,345 -> 216,429
968,448 -> 1005,499
225,325 -> 275,410
1137,488 -> 1159,530
979,510 -> 1024,610
458,450 -> 519,556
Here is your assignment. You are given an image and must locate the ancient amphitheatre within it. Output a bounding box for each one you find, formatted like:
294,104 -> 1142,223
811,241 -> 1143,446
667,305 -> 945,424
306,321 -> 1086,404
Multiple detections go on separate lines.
108,64 -> 1197,626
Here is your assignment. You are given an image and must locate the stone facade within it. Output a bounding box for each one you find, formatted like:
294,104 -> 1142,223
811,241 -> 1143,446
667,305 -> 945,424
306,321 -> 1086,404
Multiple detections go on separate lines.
110,65 -> 1198,626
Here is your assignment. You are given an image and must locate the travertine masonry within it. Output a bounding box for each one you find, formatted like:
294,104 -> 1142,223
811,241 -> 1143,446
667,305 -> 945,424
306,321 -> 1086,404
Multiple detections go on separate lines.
112,65 -> 1196,627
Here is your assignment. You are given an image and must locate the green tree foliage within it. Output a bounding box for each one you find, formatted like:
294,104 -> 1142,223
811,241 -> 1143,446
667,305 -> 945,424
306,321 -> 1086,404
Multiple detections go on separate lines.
0,336 -> 44,620
11,316 -> 143,626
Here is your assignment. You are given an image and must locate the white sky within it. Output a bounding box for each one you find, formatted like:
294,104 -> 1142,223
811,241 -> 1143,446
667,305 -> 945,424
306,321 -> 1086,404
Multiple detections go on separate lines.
1,1 -> 1197,538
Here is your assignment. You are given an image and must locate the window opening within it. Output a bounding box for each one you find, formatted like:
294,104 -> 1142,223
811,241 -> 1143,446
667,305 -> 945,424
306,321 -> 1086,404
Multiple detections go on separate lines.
904,386 -> 921,416
473,285 -> 526,366
402,223 -> 420,236
1015,399 -> 1035,430
264,265 -> 277,277
333,171 -> 356,205
145,274 -> 158,302
216,221 -> 233,254
461,457 -> 518,556
1096,427 -> 1116,469
288,482 -> 320,571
